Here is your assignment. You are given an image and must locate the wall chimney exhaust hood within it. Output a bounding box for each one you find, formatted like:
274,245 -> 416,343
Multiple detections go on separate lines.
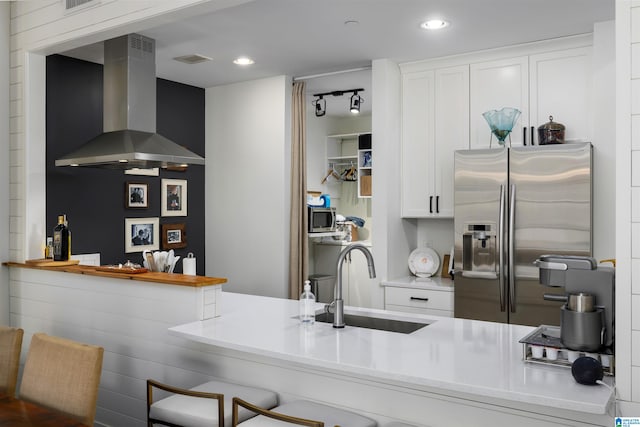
55,34 -> 205,169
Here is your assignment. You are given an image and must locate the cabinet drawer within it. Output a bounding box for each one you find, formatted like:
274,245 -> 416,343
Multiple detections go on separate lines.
385,304 -> 453,318
385,287 -> 453,311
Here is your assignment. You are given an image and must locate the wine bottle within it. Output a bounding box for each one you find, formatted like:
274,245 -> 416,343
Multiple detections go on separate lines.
53,215 -> 69,261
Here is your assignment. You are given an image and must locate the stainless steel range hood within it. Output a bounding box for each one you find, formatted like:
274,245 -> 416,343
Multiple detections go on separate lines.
55,34 -> 205,169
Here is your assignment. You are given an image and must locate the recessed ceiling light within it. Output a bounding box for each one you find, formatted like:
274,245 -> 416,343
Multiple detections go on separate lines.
420,19 -> 450,30
233,56 -> 255,66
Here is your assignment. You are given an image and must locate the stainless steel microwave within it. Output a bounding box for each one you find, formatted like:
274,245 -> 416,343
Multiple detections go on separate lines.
308,207 -> 336,233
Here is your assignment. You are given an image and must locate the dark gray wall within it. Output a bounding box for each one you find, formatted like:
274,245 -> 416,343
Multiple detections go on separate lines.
46,54 -> 206,274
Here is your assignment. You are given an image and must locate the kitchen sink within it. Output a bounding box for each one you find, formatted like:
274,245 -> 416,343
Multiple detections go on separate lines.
315,312 -> 430,334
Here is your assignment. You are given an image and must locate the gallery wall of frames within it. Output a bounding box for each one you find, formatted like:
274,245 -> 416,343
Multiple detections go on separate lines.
45,55 -> 205,273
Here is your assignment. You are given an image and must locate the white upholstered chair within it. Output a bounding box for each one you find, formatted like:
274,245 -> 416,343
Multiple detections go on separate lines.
147,378 -> 278,427
232,398 -> 378,427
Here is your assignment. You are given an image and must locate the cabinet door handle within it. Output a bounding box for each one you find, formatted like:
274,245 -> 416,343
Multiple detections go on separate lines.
531,126 -> 535,145
429,196 -> 433,213
410,297 -> 429,302
523,126 -> 527,146
436,196 -> 440,213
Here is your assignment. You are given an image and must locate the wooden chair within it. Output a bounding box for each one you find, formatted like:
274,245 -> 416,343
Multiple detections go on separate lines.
19,333 -> 104,426
0,326 -> 24,397
147,378 -> 278,427
232,398 -> 378,427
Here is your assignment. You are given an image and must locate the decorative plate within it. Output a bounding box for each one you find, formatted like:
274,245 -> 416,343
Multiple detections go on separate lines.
408,247 -> 440,278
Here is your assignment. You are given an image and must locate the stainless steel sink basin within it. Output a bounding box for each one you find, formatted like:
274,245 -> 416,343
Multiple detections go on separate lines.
315,312 -> 430,334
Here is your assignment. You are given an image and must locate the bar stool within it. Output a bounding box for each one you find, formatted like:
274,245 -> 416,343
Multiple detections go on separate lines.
232,397 -> 377,427
147,379 -> 278,427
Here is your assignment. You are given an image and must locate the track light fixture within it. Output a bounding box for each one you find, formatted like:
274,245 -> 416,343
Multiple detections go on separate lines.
313,96 -> 326,117
312,88 -> 364,116
350,91 -> 362,114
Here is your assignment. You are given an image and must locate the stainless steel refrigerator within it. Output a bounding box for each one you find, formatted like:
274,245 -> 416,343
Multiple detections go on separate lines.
453,143 -> 592,327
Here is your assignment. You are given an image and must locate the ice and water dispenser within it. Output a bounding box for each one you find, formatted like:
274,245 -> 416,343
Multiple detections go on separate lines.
462,223 -> 497,276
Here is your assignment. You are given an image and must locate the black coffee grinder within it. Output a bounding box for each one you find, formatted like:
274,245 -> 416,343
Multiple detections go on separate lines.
534,255 -> 615,352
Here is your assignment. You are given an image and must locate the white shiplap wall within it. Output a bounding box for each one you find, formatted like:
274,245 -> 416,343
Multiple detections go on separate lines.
618,0 -> 640,415
1,3 -> 10,326
9,267 -> 229,426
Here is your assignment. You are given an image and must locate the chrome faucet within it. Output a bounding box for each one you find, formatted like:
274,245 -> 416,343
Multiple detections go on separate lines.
326,243 -> 376,328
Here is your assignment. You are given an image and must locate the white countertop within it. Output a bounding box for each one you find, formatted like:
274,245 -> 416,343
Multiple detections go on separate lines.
382,275 -> 454,291
168,292 -> 614,415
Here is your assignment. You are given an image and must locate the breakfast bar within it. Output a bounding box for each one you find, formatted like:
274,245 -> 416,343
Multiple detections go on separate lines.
4,262 -> 615,426
169,292 -> 615,427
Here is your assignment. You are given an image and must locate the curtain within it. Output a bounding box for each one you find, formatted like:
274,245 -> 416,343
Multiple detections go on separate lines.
288,81 -> 308,299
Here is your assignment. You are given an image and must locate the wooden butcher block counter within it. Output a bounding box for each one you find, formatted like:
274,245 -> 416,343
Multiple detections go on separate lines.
3,260 -> 227,287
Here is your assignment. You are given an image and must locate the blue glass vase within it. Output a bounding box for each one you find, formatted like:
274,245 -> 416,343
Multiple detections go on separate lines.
482,107 -> 521,147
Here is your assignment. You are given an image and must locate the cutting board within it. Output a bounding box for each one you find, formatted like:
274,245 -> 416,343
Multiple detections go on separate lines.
25,258 -> 80,267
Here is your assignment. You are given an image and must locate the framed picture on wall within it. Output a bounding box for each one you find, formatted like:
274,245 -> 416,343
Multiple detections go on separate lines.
125,217 -> 159,253
161,223 -> 187,250
126,182 -> 149,209
161,179 -> 187,217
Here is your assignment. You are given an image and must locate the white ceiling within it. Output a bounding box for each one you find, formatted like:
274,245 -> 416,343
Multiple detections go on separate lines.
61,0 -> 613,117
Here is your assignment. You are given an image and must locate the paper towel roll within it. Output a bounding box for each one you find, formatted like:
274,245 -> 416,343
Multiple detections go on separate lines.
183,253 -> 196,275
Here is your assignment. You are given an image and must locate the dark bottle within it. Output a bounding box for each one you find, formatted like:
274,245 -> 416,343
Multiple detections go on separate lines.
53,215 -> 69,261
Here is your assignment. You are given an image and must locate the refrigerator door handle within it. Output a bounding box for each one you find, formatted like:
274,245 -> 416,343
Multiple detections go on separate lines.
498,184 -> 506,311
509,184 -> 516,313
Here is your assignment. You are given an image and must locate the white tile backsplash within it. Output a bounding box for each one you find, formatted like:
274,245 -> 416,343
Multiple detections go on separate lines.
634,187 -> 640,222
634,151 -> 640,186
633,116 -> 640,150
634,224 -> 640,258
633,7 -> 640,43
634,331 -> 640,366
633,44 -> 640,79
634,259 -> 640,295
71,253 -> 101,266
633,80 -> 640,115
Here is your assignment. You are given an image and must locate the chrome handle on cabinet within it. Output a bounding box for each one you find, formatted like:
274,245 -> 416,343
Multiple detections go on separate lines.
429,196 -> 433,214
410,297 -> 429,302
523,127 -> 527,146
509,184 -> 516,313
498,184 -> 506,312
436,196 -> 440,213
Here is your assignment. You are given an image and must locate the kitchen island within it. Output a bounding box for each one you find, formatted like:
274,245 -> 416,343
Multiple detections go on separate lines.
169,292 -> 615,427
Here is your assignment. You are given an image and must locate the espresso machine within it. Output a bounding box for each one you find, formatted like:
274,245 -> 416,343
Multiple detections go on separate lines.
534,255 -> 615,352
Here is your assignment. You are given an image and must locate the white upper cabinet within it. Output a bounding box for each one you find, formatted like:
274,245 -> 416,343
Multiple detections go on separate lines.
470,46 -> 592,148
401,70 -> 435,217
529,47 -> 592,143
401,65 -> 469,218
434,65 -> 470,217
401,36 -> 593,218
470,56 -> 529,148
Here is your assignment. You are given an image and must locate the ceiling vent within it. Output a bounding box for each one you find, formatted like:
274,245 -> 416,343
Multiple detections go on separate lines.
173,54 -> 213,65
64,0 -> 99,12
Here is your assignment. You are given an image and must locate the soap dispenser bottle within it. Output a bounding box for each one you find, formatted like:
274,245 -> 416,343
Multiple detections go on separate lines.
299,280 -> 316,324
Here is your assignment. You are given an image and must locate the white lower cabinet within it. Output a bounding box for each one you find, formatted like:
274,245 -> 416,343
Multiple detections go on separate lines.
384,286 -> 454,317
